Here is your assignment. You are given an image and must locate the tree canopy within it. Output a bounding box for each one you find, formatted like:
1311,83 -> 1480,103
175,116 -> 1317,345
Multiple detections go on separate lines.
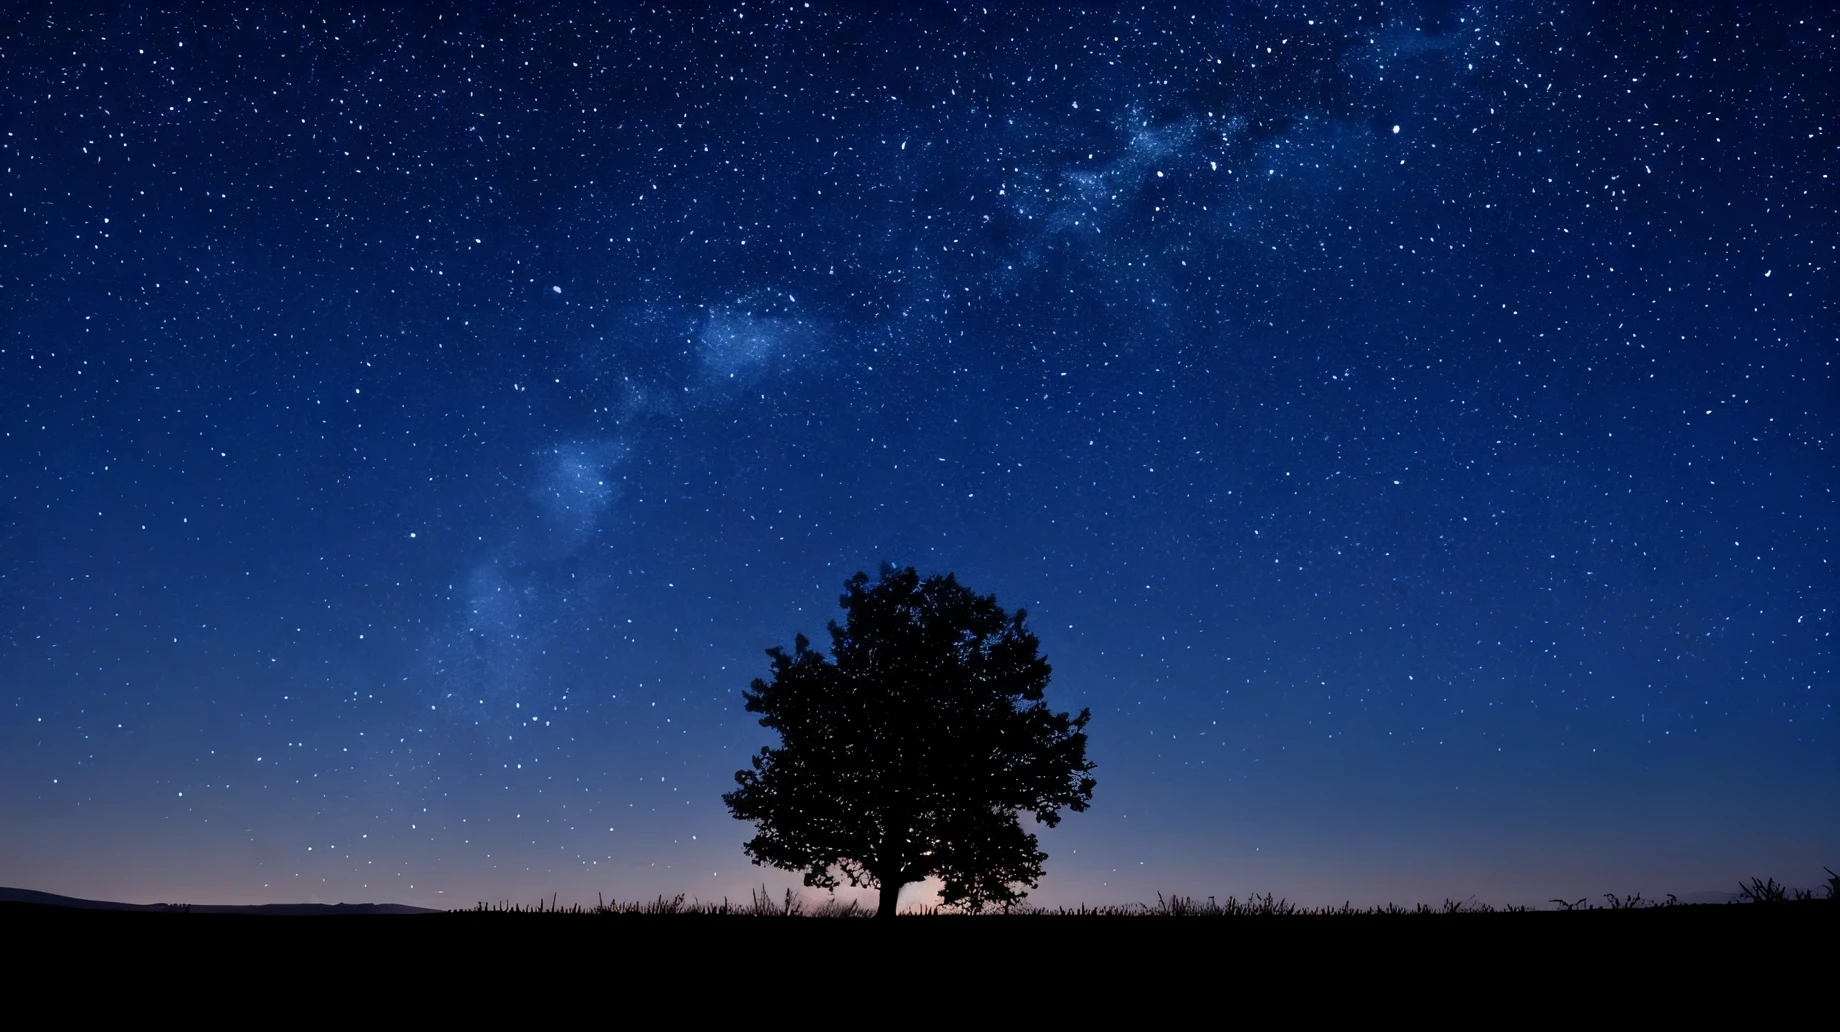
723,565 -> 1096,918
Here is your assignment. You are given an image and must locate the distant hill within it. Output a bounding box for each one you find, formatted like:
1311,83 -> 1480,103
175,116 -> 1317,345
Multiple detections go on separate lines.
0,886 -> 439,915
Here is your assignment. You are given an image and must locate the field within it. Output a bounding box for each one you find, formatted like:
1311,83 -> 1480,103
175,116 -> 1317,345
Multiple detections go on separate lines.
10,883 -> 1831,982
7,891 -> 1828,1019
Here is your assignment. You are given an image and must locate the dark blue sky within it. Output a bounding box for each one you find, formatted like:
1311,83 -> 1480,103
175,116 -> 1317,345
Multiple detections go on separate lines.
3,2 -> 1833,909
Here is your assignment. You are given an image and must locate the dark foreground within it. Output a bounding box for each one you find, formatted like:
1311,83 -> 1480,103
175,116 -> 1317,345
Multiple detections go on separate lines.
9,898 -> 1828,1019
11,897 -> 1829,971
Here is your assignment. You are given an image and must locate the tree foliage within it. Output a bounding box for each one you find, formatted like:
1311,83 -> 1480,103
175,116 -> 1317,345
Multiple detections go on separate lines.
723,566 -> 1096,917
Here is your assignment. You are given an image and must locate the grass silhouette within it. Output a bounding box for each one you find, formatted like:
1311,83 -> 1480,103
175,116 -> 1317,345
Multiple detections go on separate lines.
463,884 -> 871,917
11,870 -> 1831,992
453,870 -> 1838,917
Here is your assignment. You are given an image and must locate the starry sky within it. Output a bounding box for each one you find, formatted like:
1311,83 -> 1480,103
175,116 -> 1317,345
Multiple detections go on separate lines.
3,2 -> 1834,910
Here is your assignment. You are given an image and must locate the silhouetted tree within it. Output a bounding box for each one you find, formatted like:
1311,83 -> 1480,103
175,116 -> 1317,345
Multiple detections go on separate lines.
723,565 -> 1096,919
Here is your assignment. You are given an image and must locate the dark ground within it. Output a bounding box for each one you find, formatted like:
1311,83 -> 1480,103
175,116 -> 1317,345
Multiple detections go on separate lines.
9,901 -> 1825,1019
11,899 -> 1827,966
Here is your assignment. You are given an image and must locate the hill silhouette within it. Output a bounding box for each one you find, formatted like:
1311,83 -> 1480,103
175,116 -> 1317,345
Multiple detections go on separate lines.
0,886 -> 438,915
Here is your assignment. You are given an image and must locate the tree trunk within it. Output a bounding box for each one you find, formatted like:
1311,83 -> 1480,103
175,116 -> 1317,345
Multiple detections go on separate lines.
876,880 -> 902,920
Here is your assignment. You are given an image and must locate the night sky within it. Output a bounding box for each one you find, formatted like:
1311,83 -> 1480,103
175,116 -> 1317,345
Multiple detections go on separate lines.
3,2 -> 1834,911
